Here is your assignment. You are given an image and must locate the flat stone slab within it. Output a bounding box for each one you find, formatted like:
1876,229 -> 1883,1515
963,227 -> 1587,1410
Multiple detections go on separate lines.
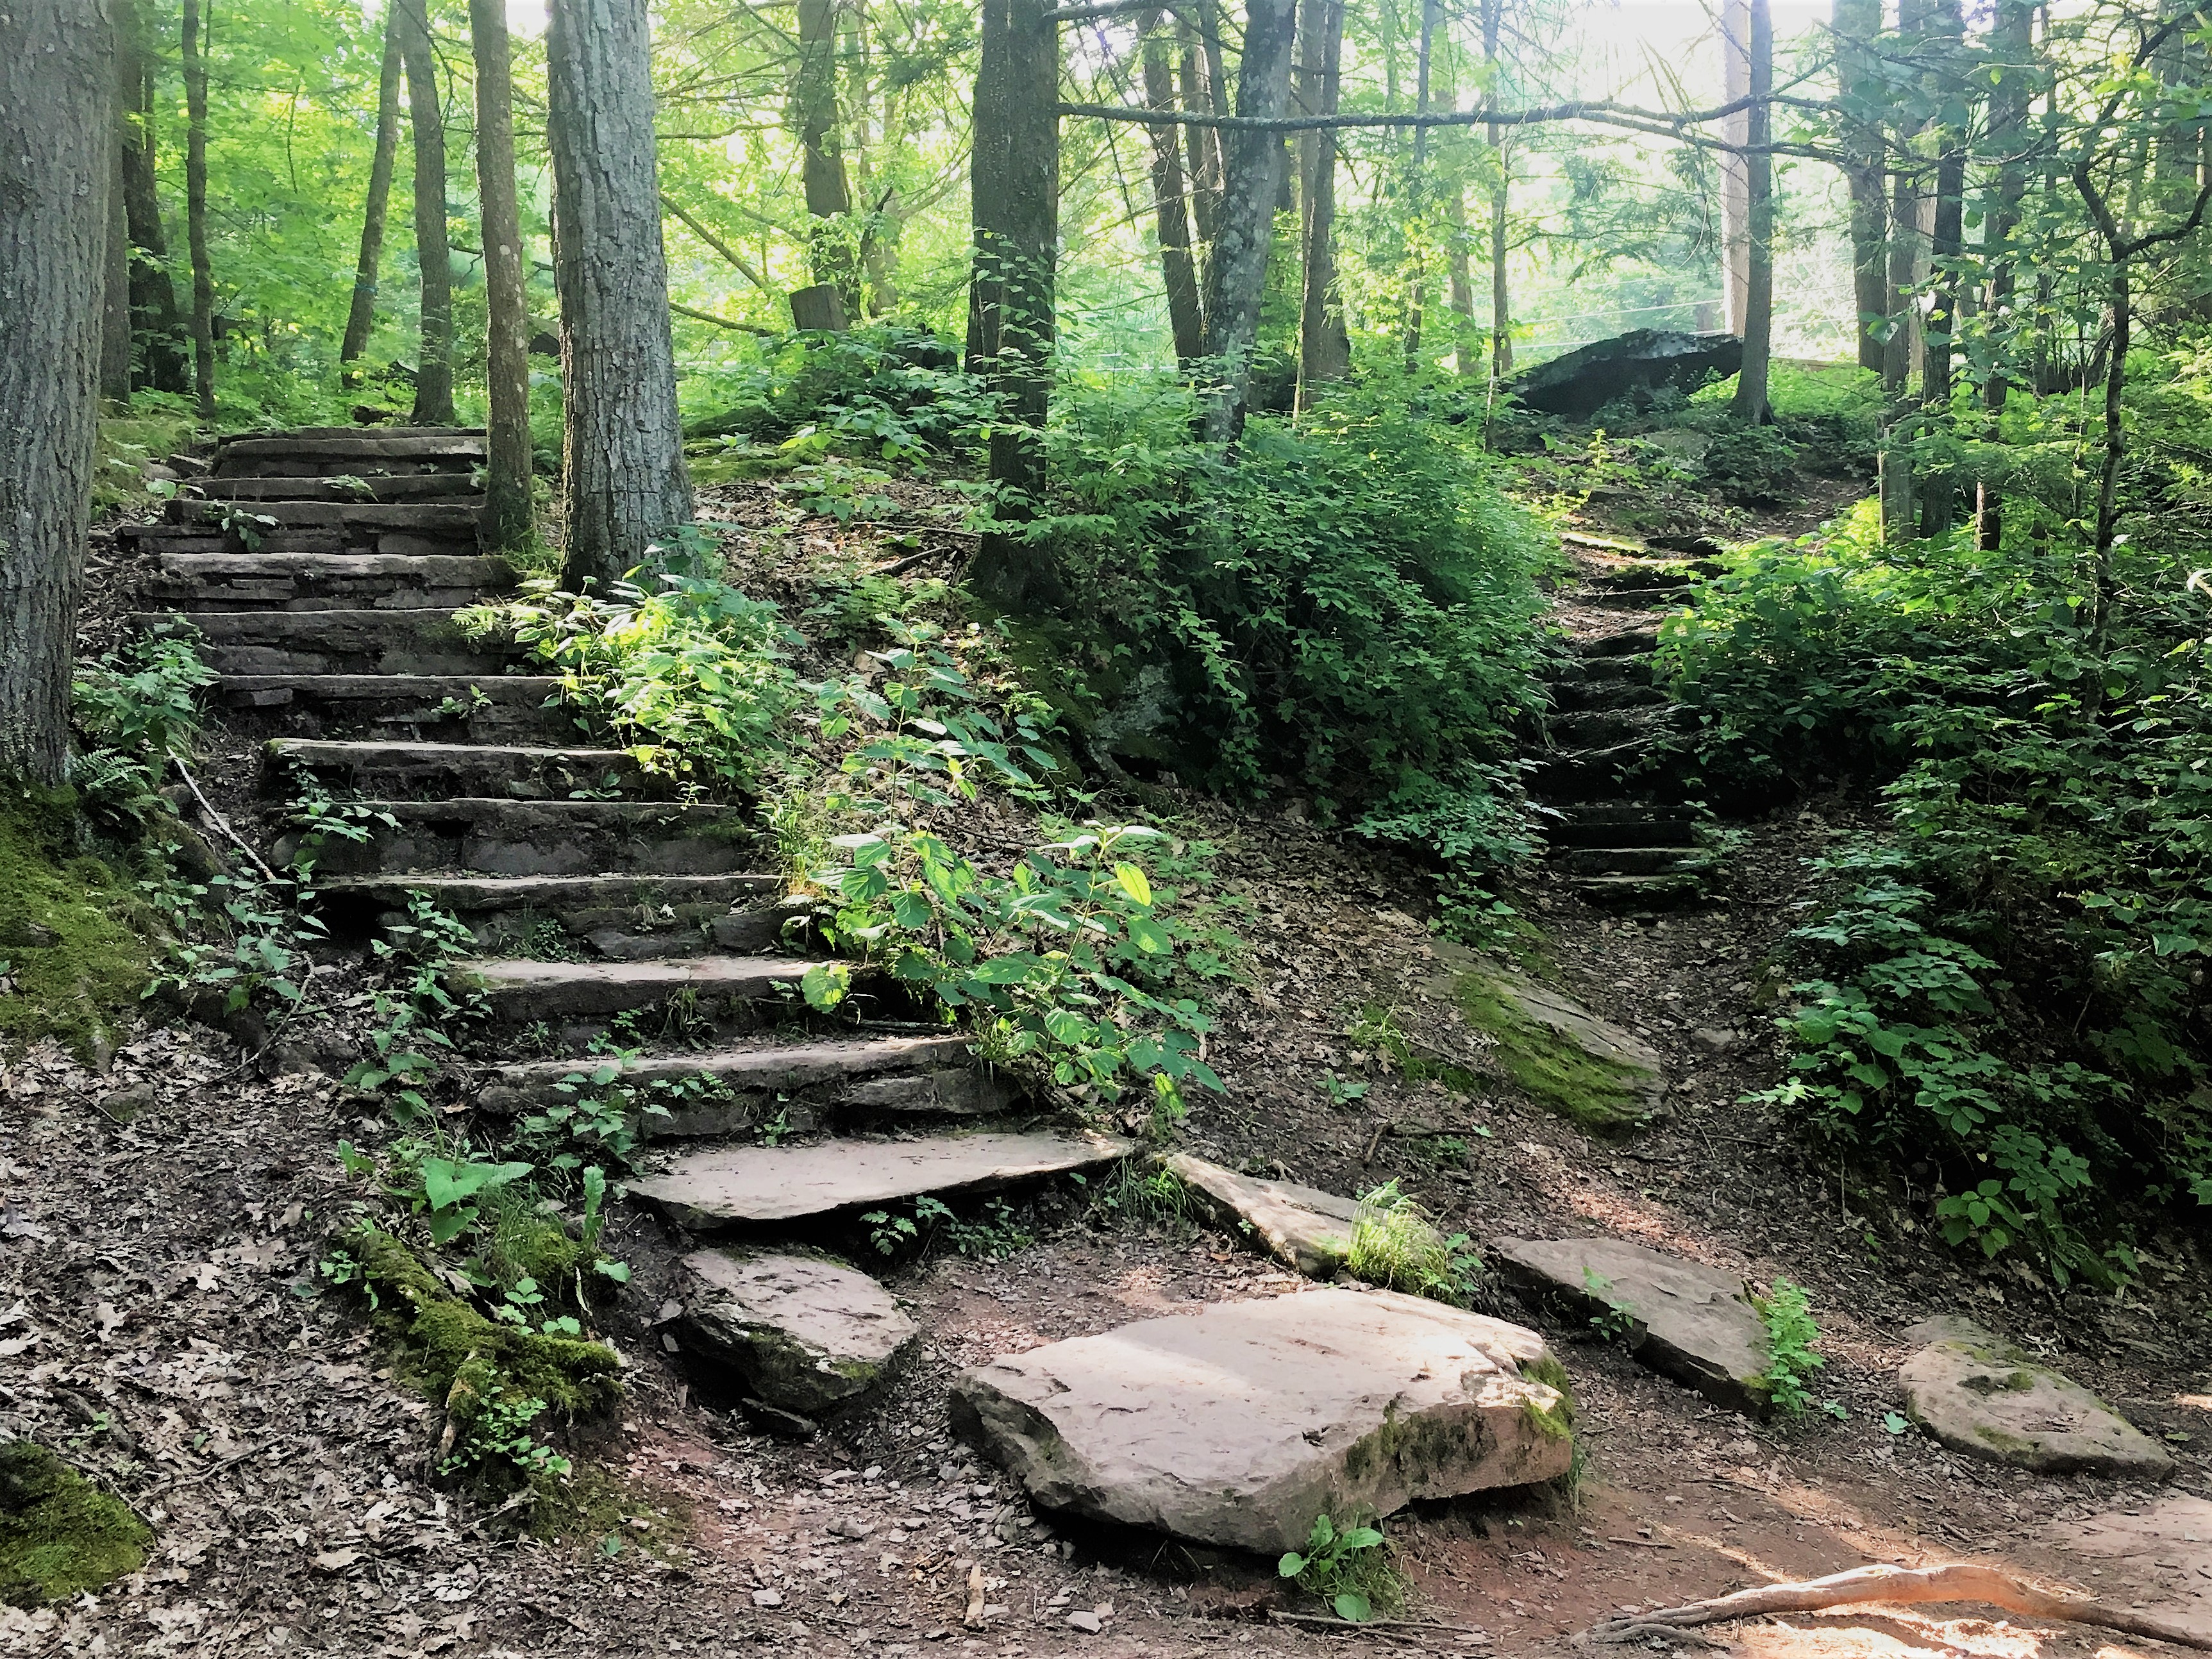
1498,1237 -> 1771,1415
1430,945 -> 1665,1132
2038,1497 -> 2212,1638
1164,1153 -> 1356,1278
631,1130 -> 1134,1228
950,1288 -> 1573,1554
676,1249 -> 917,1414
1899,1318 -> 2174,1477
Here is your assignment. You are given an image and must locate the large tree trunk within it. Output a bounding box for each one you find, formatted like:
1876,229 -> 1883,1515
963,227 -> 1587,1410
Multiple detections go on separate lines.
469,0 -> 533,553
1200,0 -> 1298,444
1140,10 -> 1204,367
548,0 -> 692,590
1729,0 -> 1773,422
1832,0 -> 1887,373
1402,0 -> 1439,369
1,0 -> 113,787
102,72 -> 134,406
1296,0 -> 1350,405
182,0 -> 217,421
398,0 -> 455,426
1718,0 -> 1751,335
342,10 -> 405,372
1181,0 -> 1230,258
1483,0 -> 1511,378
795,0 -> 858,305
965,0 -> 1059,608
118,0 -> 188,395
1975,0 -> 2033,549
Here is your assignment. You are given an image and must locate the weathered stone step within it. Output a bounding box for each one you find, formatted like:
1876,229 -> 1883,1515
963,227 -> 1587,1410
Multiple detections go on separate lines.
211,433 -> 486,479
628,1128 -> 1134,1228
1545,807 -> 1699,848
474,1033 -> 1009,1127
1582,563 -> 1701,592
457,953 -> 823,1024
187,474 -> 486,503
217,424 -> 485,444
1553,845 -> 1707,877
217,676 -> 573,743
146,553 -> 514,612
148,610 -> 508,676
1566,872 -> 1708,910
951,1290 -> 1573,1553
323,872 -> 787,959
1587,586 -> 1693,609
1553,653 -> 1654,687
1550,706 -> 1687,748
167,497 -> 481,535
276,798 -> 753,876
1549,676 -> 1670,715
265,738 -> 644,801
1530,740 -> 1657,803
1898,1317 -> 2173,1476
1571,629 -> 1660,660
119,522 -> 356,558
673,1249 -> 919,1417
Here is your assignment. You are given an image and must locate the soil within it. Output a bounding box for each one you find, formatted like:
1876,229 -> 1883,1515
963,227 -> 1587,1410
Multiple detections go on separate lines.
5,456 -> 2209,1658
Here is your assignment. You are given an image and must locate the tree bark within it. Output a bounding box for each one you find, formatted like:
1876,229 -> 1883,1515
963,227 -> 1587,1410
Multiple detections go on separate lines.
1482,0 -> 1511,378
1729,0 -> 1772,422
1832,0 -> 1887,373
398,0 -> 455,426
342,9 -> 405,372
1879,0 -> 1927,540
966,0 -> 1060,608
548,0 -> 693,590
1141,11 -> 1205,367
1402,0 -> 1439,368
182,0 -> 217,421
1916,0 -> 1965,533
469,0 -> 533,553
1183,0 -> 1230,252
102,67 -> 134,406
1295,0 -> 1349,405
1,0 -> 113,786
1200,0 -> 1298,444
1718,0 -> 1751,335
118,0 -> 188,395
1975,0 -> 2032,549
795,0 -> 858,304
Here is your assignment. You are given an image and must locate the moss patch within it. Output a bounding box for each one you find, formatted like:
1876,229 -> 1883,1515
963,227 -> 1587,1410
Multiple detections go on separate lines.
0,1441 -> 152,1606
1455,971 -> 1655,1134
1519,1353 -> 1579,1442
0,790 -> 159,1061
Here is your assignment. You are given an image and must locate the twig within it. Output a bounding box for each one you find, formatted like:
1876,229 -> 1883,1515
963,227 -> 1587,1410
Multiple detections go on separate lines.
962,1563 -> 987,1629
1607,1535 -> 1675,1548
1584,1562 -> 2212,1651
171,756 -> 279,883
871,545 -> 962,578
1268,1610 -> 1494,1638
153,1439 -> 271,1492
1361,1120 -> 1392,1163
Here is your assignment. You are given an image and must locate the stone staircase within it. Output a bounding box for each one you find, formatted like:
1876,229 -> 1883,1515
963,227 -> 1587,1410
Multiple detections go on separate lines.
1532,545 -> 1717,911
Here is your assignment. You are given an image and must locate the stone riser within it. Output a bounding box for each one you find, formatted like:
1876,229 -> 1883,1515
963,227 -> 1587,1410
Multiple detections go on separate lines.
1549,678 -> 1669,715
120,526 -> 480,561
1568,873 -> 1709,911
287,803 -> 755,878
319,873 -> 788,962
264,739 -> 649,802
145,609 -> 510,678
190,476 -> 485,503
217,676 -> 575,746
1552,845 -> 1707,876
166,498 -> 482,534
145,553 -> 514,614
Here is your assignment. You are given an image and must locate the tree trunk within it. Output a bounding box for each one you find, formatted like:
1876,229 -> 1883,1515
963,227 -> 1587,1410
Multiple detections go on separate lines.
796,0 -> 857,304
1718,0 -> 1751,335
469,0 -> 533,553
1729,0 -> 1772,422
102,73 -> 134,406
965,0 -> 1060,608
1483,0 -> 1511,378
1141,11 -> 1204,367
1446,187 -> 1473,317
1200,0 -> 1297,445
1177,19 -> 1223,260
1975,0 -> 2032,549
1916,0 -> 1965,533
1832,0 -> 1887,373
547,0 -> 692,590
1296,0 -> 1349,405
1878,0 -> 1925,539
182,0 -> 217,421
342,10 -> 405,372
398,0 -> 454,426
2090,258 -> 2129,654
0,0 -> 113,787
1402,0 -> 1439,369
118,0 -> 188,395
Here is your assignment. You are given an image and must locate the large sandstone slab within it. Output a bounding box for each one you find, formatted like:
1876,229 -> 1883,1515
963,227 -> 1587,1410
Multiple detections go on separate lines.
1898,1318 -> 2174,1478
631,1130 -> 1134,1228
676,1249 -> 917,1413
1164,1153 -> 1357,1278
950,1289 -> 1574,1554
1498,1236 -> 1771,1415
1429,944 -> 1665,1132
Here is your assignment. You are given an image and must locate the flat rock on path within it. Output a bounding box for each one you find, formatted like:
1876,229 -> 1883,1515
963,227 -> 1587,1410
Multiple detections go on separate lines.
1898,1317 -> 2174,1477
629,1129 -> 1134,1228
948,1288 -> 1575,1554
1497,1236 -> 1772,1415
2041,1496 -> 2212,1637
1427,944 -> 1666,1131
673,1249 -> 917,1414
1163,1153 -> 1357,1278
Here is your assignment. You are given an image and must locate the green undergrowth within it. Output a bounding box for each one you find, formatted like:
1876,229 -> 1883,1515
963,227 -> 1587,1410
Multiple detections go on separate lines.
0,790 -> 160,1060
1346,1180 -> 1484,1305
1454,971 -> 1653,1133
0,1440 -> 152,1607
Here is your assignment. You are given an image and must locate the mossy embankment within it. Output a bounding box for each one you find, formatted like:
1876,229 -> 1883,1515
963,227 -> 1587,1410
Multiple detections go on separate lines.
0,1441 -> 152,1606
0,788 -> 160,1061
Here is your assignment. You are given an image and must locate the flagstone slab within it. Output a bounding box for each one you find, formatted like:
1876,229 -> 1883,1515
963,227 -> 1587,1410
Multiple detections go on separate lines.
1163,1153 -> 1359,1279
675,1249 -> 916,1413
1900,1317 -> 2174,1478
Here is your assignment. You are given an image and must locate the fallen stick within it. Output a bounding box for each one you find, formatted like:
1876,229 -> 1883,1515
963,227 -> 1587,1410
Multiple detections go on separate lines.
1268,1610 -> 1493,1639
1584,1562 -> 2212,1650
171,755 -> 280,883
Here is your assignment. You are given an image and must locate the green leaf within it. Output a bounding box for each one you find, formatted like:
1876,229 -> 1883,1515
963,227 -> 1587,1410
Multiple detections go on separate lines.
1113,862 -> 1153,906
1128,915 -> 1173,955
802,960 -> 852,1012
1277,1552 -> 1305,1579
420,1157 -> 535,1212
1337,1527 -> 1385,1551
1333,1592 -> 1373,1623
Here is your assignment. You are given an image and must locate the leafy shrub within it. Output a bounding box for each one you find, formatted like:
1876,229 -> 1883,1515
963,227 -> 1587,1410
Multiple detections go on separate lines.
683,324 -> 987,460
1278,1512 -> 1403,1624
1696,422 -> 1802,505
1347,1180 -> 1485,1306
71,623 -> 217,831
1750,1277 -> 1826,1417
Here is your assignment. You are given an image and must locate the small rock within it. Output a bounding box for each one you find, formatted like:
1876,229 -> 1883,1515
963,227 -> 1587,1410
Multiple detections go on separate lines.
752,1588 -> 783,1608
677,1249 -> 918,1414
1066,1610 -> 1104,1633
1898,1318 -> 2174,1477
94,1081 -> 156,1125
737,1397 -> 818,1440
1689,1028 -> 1739,1054
1162,1153 -> 1357,1278
0,920 -> 58,950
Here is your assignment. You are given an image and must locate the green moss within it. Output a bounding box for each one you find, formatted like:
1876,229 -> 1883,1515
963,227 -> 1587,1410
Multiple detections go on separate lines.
0,1442 -> 153,1606
0,790 -> 159,1060
92,410 -> 201,514
1519,1353 -> 1579,1442
346,1228 -> 622,1430
1969,1422 -> 2040,1455
1455,972 -> 1652,1134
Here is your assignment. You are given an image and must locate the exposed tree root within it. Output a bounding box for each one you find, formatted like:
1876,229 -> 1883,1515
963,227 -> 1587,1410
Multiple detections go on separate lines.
1586,1562 -> 2212,1649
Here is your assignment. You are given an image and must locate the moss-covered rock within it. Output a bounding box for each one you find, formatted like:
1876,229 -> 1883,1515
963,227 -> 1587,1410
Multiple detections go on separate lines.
0,1441 -> 152,1606
0,790 -> 158,1061
1455,968 -> 1665,1133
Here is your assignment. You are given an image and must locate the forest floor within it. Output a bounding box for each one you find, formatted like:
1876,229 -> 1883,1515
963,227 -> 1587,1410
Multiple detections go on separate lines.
5,444 -> 2211,1658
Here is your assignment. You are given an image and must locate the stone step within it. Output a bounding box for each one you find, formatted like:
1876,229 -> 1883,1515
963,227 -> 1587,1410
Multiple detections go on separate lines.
275,797 -> 754,876
167,498 -> 482,536
265,738 -> 645,801
1581,563 -> 1700,592
217,675 -> 574,743
1566,872 -> 1709,910
146,553 -> 515,613
1586,587 -> 1691,610
1571,629 -> 1660,660
1553,844 -> 1707,877
628,1128 -> 1134,1229
1553,654 -> 1654,688
147,610 -> 509,676
474,1033 -> 1009,1127
1530,740 -> 1659,803
1545,812 -> 1699,849
216,424 -> 485,444
119,522 -> 356,558
187,475 -> 486,503
1549,706 -> 1686,749
321,872 -> 788,960
456,953 -> 825,1024
211,433 -> 486,480
1549,676 -> 1670,715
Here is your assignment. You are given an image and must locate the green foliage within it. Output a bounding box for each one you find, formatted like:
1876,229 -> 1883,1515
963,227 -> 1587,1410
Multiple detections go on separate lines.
460,572 -> 803,798
1073,1160 -> 1191,1227
1696,423 -> 1803,506
1278,1512 -> 1404,1624
1750,1278 -> 1826,1419
69,624 -> 216,832
1347,1180 -> 1485,1306
683,324 -> 986,461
